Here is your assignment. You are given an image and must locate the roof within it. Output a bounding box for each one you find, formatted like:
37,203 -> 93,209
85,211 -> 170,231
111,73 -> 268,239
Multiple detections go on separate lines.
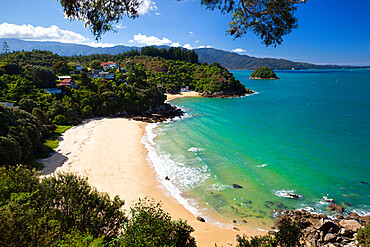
58,76 -> 72,80
57,82 -> 77,87
61,79 -> 73,83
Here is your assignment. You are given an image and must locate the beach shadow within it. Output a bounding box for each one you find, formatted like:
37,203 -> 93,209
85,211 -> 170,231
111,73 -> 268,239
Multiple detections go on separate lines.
38,152 -> 68,175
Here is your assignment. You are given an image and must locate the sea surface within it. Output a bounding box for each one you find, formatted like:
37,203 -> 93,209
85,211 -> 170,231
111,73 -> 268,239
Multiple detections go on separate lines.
142,69 -> 370,230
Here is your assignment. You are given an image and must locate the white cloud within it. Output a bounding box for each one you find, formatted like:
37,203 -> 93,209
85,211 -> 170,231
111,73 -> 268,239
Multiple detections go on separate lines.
197,45 -> 212,49
183,44 -> 193,50
115,24 -> 127,29
195,40 -> 199,43
138,0 -> 158,15
171,42 -> 181,47
131,33 -> 172,46
232,48 -> 246,53
189,31 -> 194,36
83,42 -> 117,48
0,22 -> 88,43
155,12 -> 161,16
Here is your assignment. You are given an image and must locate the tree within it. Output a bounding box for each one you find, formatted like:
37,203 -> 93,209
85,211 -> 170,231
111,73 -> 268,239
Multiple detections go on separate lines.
2,41 -> 10,61
120,198 -> 196,247
52,61 -> 69,74
59,0 -> 307,46
26,65 -> 57,88
90,60 -> 102,69
0,166 -> 127,245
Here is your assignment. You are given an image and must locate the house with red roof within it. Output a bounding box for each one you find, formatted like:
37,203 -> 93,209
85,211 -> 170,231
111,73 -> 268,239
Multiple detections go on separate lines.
57,79 -> 78,88
101,61 -> 118,70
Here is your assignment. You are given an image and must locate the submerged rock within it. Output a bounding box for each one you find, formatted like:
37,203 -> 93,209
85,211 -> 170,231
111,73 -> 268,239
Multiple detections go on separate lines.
327,203 -> 344,213
232,184 -> 243,189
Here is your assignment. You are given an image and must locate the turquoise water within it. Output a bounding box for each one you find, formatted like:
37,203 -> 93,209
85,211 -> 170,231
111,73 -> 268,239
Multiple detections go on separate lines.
143,69 -> 370,229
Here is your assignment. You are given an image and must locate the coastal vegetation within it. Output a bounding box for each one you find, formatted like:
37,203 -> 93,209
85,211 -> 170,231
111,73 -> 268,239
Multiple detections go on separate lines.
0,166 -> 194,246
250,67 -> 279,79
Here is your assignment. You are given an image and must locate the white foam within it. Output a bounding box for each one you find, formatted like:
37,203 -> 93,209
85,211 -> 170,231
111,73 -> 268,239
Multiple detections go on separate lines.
273,189 -> 302,199
188,147 -> 204,153
142,122 -> 230,226
256,163 -> 267,168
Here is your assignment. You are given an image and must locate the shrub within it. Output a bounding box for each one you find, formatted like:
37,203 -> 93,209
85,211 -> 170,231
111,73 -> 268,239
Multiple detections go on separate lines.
237,217 -> 302,247
357,222 -> 370,247
0,166 -> 126,245
120,198 -> 196,247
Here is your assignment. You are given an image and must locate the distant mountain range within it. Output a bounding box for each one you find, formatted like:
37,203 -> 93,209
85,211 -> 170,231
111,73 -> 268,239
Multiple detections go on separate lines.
2,39 -> 368,70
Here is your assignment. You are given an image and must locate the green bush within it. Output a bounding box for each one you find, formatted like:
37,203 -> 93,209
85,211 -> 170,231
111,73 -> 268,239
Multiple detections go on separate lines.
120,198 -> 196,247
357,222 -> 370,247
237,217 -> 302,247
0,166 -> 126,245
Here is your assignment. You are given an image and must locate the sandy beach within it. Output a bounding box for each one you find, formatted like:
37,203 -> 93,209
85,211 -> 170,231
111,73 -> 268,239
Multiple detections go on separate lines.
40,117 -> 264,246
165,91 -> 200,101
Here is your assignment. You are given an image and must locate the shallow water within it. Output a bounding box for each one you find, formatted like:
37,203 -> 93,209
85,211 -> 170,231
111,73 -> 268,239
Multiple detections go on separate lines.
142,69 -> 370,229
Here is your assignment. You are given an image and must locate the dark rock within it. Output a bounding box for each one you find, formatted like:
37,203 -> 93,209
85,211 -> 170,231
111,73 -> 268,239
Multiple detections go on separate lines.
232,184 -> 243,189
232,220 -> 237,223
201,88 -> 255,98
359,215 -> 370,223
345,216 -> 352,220
360,181 -> 369,185
233,227 -> 240,231
347,212 -> 360,220
324,233 -> 337,243
242,220 -> 247,224
322,221 -> 339,235
319,214 -> 328,219
343,202 -> 354,207
196,216 -> 205,222
327,203 -> 344,213
335,215 -> 344,219
287,192 -> 300,198
165,176 -> 170,181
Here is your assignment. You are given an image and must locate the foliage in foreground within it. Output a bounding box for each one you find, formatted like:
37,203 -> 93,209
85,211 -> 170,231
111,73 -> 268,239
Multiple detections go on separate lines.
357,222 -> 370,247
119,198 -> 196,247
0,166 -> 198,246
0,166 -> 126,246
236,217 -> 302,247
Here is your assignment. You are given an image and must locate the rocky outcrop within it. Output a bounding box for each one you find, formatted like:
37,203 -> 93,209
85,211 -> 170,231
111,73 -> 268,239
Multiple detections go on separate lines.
275,210 -> 368,246
132,103 -> 184,123
327,203 -> 344,214
200,88 -> 255,98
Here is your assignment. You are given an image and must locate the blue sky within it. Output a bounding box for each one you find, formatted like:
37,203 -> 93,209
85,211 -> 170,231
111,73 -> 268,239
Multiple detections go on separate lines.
0,0 -> 369,65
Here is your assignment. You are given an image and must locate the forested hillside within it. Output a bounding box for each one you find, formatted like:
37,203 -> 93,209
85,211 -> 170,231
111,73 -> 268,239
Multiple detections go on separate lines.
3,39 -> 368,70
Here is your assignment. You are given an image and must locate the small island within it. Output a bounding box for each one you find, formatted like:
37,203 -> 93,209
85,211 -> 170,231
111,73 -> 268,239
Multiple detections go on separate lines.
249,67 -> 280,79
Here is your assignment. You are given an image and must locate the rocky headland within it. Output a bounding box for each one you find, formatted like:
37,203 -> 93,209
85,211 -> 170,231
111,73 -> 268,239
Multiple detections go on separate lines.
200,88 -> 255,98
274,208 -> 369,246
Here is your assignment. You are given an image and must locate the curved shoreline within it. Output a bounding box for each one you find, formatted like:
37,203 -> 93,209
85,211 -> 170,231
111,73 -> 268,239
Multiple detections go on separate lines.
39,117 -> 264,246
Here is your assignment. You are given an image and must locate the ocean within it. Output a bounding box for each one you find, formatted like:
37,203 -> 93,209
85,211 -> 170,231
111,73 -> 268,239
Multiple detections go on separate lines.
142,69 -> 370,230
